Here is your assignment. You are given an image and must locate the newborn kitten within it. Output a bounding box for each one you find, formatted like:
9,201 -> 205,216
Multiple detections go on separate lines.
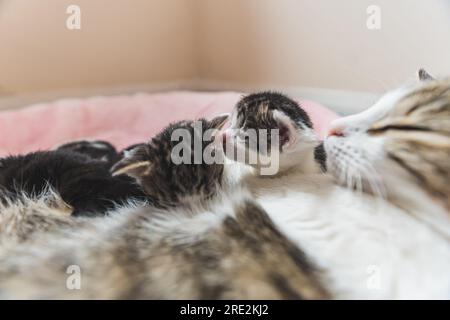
111,118 -> 227,209
0,117 -> 328,299
222,92 -> 326,175
0,146 -> 146,217
325,70 -> 450,238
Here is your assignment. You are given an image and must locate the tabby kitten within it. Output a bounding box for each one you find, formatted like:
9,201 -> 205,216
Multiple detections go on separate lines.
325,70 -> 450,238
0,117 -> 328,299
111,117 -> 228,209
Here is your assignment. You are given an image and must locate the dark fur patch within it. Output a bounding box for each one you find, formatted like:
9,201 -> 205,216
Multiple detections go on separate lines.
0,150 -> 146,216
236,91 -> 313,130
314,143 -> 327,172
235,92 -> 313,152
56,140 -> 120,166
217,200 -> 328,299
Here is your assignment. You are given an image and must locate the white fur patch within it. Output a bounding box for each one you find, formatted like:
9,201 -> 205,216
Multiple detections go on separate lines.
245,171 -> 450,299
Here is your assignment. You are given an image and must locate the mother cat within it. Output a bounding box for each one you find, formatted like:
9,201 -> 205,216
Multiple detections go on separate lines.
219,70 -> 450,299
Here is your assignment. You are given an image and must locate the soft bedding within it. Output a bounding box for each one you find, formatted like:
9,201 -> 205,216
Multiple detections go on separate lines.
0,91 -> 338,156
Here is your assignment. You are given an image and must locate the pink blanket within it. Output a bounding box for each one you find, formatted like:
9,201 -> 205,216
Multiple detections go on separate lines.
0,91 -> 338,156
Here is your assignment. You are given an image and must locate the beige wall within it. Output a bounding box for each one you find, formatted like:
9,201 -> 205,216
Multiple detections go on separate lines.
0,0 -> 449,96
0,0 -> 198,94
199,0 -> 450,93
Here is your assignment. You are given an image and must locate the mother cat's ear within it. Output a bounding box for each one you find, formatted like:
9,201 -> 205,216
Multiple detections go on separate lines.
418,68 -> 435,81
111,145 -> 152,179
272,110 -> 298,151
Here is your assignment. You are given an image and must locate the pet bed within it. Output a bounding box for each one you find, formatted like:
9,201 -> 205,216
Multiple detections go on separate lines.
0,91 -> 338,156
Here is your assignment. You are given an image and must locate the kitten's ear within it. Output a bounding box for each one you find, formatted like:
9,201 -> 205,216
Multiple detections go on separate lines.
418,68 -> 435,81
111,145 -> 152,179
272,110 -> 298,151
210,113 -> 230,130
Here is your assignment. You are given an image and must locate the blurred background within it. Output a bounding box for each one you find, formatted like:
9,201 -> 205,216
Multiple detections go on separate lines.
0,0 -> 449,113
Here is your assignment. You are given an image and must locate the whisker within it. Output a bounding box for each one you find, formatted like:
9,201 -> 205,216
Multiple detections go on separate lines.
361,162 -> 386,199
328,140 -> 387,200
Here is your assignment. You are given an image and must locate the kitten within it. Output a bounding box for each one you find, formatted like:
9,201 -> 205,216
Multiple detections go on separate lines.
0,116 -> 329,299
222,91 -> 326,175
325,70 -> 450,238
0,146 -> 146,217
111,118 -> 226,209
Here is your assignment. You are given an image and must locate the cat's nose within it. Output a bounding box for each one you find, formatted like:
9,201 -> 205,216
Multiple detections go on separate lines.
328,128 -> 344,137
327,120 -> 345,137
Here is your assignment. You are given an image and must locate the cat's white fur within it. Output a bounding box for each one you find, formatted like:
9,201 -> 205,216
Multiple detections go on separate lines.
245,172 -> 450,299
234,82 -> 450,299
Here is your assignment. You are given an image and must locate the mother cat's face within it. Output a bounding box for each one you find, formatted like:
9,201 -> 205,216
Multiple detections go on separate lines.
324,72 -> 450,214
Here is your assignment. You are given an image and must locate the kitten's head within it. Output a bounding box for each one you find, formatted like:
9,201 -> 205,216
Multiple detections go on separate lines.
222,92 -> 319,174
111,115 -> 228,208
325,70 -> 450,212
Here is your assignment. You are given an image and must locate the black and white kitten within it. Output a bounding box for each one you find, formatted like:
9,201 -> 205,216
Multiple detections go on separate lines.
222,92 -> 326,175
